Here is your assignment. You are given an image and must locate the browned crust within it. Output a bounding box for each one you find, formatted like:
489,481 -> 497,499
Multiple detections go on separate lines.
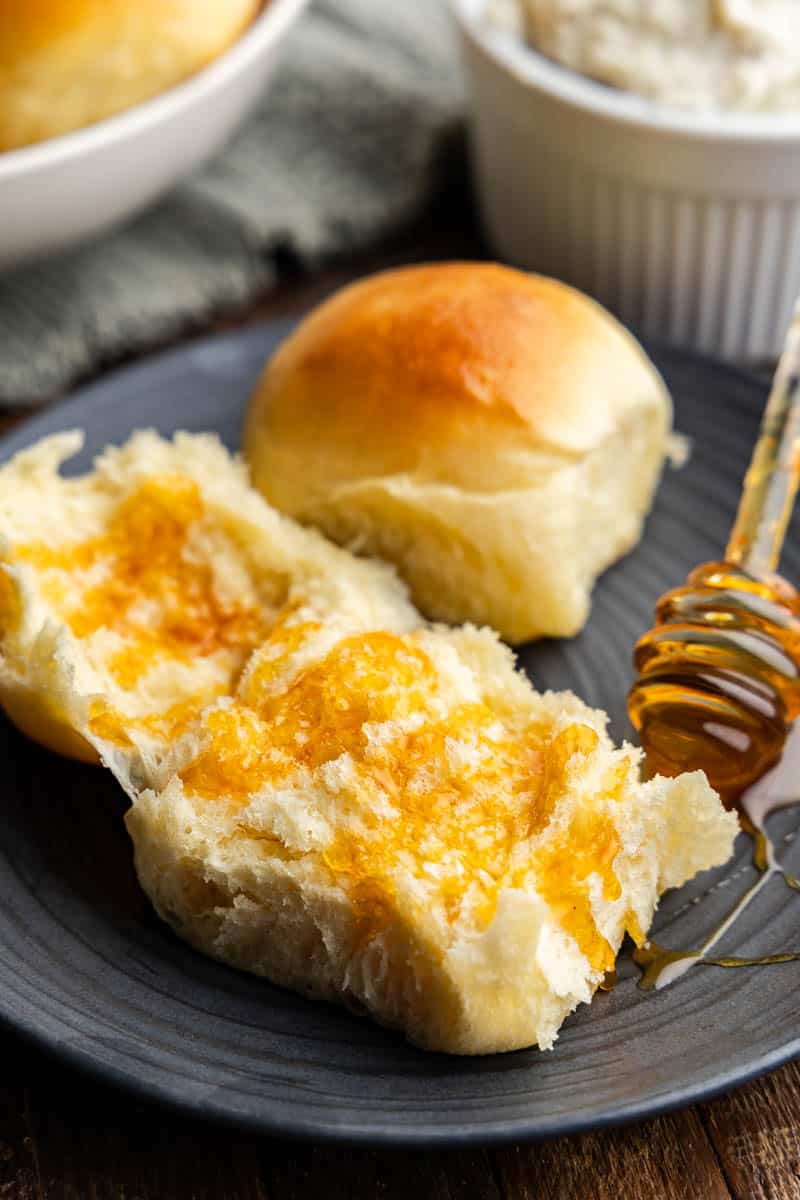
244,263 -> 668,492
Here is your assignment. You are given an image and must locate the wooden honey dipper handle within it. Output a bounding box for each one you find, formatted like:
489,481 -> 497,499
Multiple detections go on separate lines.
726,303 -> 800,578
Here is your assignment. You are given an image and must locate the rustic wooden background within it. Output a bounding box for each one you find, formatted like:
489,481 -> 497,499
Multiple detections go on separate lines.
3,1024 -> 799,1198
1,203 -> 799,1200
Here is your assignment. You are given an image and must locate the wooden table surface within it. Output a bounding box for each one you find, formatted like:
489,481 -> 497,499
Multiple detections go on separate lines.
2,210 -> 799,1200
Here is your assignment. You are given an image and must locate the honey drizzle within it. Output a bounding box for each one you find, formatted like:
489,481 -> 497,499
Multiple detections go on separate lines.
181,623 -> 638,967
634,942 -> 800,991
633,757 -> 800,990
15,474 -> 268,689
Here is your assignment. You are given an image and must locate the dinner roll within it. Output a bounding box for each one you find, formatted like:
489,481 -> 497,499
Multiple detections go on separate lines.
0,429 -> 736,1055
0,430 -> 415,769
126,610 -> 736,1054
0,0 -> 260,151
243,263 -> 672,644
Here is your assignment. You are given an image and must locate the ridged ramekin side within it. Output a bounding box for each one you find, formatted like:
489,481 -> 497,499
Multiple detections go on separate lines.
458,12 -> 800,360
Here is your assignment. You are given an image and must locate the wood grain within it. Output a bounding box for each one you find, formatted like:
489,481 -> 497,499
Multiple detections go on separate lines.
261,1144 -> 500,1200
490,1111 -> 730,1200
0,1084 -> 38,1200
702,1061 -> 800,1200
16,1042 -> 267,1200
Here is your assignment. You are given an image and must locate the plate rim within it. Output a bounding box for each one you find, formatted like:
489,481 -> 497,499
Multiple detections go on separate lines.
2,995 -> 798,1148
1,321 -> 798,1147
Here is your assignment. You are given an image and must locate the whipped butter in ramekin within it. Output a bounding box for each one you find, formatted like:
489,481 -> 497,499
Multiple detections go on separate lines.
522,1 -> 800,114
453,0 -> 800,359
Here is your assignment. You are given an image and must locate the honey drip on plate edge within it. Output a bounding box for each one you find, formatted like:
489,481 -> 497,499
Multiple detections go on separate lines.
625,308 -> 800,990
631,736 -> 800,990
626,559 -> 800,989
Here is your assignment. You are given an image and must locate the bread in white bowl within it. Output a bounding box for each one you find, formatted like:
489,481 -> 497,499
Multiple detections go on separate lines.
0,0 -> 261,151
243,262 -> 673,645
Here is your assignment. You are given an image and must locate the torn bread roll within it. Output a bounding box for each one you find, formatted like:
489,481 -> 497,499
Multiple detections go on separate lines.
243,262 -> 673,644
0,429 -> 736,1055
0,430 -> 415,769
125,607 -> 737,1054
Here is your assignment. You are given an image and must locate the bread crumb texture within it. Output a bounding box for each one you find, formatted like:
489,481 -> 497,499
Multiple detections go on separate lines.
0,430 -> 413,768
0,431 -> 737,1054
128,602 -> 736,1053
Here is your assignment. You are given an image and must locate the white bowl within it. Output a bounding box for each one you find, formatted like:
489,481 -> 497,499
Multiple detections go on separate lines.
0,0 -> 310,269
452,0 -> 800,360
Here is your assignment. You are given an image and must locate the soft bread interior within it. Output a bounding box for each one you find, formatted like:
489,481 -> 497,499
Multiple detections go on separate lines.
0,430 -> 416,773
297,404 -> 667,642
0,429 -> 737,1055
124,607 -> 737,1054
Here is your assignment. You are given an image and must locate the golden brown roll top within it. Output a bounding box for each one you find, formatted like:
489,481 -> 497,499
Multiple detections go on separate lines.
244,263 -> 672,644
0,0 -> 260,151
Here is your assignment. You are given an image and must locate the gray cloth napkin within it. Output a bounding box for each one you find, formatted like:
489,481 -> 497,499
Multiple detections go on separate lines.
0,0 -> 464,408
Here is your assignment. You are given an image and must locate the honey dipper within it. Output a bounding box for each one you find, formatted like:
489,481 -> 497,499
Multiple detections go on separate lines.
628,308 -> 800,803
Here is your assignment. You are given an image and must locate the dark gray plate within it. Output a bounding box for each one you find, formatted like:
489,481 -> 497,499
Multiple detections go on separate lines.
0,321 -> 798,1146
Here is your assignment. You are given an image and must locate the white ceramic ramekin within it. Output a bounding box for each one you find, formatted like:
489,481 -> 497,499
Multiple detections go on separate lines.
452,0 -> 800,361
0,0 -> 310,268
